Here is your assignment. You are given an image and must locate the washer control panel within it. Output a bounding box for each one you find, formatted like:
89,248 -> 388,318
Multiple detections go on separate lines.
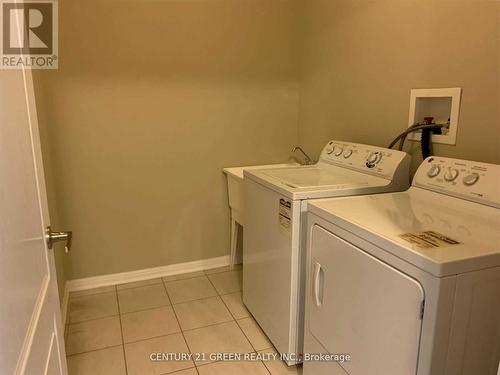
320,140 -> 410,180
414,157 -> 500,208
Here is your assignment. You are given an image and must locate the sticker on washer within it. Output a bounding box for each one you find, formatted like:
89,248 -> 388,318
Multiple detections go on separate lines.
279,198 -> 292,233
398,230 -> 460,249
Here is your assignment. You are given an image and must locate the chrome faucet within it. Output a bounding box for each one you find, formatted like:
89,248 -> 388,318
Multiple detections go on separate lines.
291,146 -> 313,165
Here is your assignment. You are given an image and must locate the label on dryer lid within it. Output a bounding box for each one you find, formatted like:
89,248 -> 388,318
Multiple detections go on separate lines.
398,230 -> 460,249
279,198 -> 292,233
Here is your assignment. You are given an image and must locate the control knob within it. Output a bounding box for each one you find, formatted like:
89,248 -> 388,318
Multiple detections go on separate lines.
343,149 -> 353,158
463,173 -> 480,186
444,168 -> 459,182
367,151 -> 382,165
427,165 -> 441,178
333,146 -> 344,156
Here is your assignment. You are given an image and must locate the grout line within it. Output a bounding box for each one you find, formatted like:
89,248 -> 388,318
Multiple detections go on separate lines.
204,264 -> 242,276
123,330 -> 182,346
67,290 -> 118,325
115,279 -> 164,291
261,358 -> 273,375
68,289 -> 117,302
68,312 -> 120,325
158,366 -> 199,375
170,294 -> 225,308
180,319 -> 236,334
194,358 -> 224,368
161,279 -> 196,369
119,302 -> 172,316
233,316 -> 260,353
65,343 -> 124,358
203,275 -> 257,361
68,288 -> 117,299
163,273 -> 209,284
204,272 -> 223,297
218,291 -> 239,320
163,277 -> 251,370
218,288 -> 275,372
168,293 -> 218,306
114,284 -> 129,375
66,341 -> 125,358
217,290 -> 272,373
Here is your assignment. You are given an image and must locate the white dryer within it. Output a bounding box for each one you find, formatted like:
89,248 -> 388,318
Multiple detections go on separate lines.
242,140 -> 411,365
304,157 -> 500,375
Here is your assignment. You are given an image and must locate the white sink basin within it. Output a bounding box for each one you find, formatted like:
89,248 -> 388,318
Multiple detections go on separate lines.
222,163 -> 297,268
223,163 -> 296,223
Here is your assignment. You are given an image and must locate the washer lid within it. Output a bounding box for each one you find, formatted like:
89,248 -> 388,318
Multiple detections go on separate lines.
244,163 -> 397,200
261,166 -> 371,188
308,187 -> 500,277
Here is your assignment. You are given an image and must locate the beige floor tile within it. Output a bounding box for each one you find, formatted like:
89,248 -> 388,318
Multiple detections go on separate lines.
66,316 -> 122,355
197,360 -> 269,375
207,270 -> 242,295
67,346 -> 126,375
204,264 -> 242,275
163,270 -> 205,282
221,292 -> 250,319
237,317 -> 273,351
117,277 -> 163,290
259,348 -> 303,375
125,334 -> 194,375
165,276 -> 217,304
183,321 -> 253,364
121,306 -> 180,343
118,284 -> 170,313
173,296 -> 233,330
69,292 -> 119,323
70,285 -> 116,298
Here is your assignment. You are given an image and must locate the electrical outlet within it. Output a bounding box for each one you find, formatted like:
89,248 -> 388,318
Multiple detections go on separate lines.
408,88 -> 462,145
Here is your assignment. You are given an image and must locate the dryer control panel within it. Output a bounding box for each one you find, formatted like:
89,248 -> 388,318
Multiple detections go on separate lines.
320,140 -> 410,182
413,157 -> 500,208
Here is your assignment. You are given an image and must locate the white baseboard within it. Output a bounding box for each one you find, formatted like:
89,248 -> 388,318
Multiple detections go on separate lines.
61,255 -> 230,324
64,255 -> 230,293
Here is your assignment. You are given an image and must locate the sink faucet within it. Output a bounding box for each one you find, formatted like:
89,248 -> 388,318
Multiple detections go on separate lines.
291,146 -> 313,165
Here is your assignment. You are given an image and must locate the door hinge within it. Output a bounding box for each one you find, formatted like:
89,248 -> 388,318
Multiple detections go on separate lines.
419,300 -> 425,320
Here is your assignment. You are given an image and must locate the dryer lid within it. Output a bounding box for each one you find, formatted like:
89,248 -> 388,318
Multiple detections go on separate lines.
308,187 -> 500,277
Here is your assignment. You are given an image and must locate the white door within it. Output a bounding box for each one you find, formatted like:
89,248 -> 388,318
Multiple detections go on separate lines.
0,67 -> 68,374
309,225 -> 424,375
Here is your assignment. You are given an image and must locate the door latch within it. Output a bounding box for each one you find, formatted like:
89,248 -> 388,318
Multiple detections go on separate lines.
46,226 -> 73,253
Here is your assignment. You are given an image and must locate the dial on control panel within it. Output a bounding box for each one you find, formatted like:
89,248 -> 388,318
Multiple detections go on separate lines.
333,147 -> 343,156
343,149 -> 353,158
367,151 -> 382,165
444,168 -> 459,182
427,165 -> 441,178
463,172 -> 480,186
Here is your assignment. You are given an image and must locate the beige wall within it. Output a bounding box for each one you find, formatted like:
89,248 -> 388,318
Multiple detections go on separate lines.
298,0 -> 500,170
36,0 -> 500,283
35,0 -> 301,279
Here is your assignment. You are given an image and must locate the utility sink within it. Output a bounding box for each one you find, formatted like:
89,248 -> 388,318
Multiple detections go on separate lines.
222,163 -> 297,267
223,163 -> 297,223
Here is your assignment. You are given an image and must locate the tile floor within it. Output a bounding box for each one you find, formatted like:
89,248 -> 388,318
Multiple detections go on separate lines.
65,265 -> 302,375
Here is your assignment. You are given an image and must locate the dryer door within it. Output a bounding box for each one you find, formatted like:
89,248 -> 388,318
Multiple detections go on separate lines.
309,225 -> 424,375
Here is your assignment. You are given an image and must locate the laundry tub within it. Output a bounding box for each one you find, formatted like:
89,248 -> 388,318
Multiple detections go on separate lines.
223,163 -> 296,268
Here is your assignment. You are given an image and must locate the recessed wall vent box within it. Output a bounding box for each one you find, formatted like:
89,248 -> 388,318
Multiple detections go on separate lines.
408,87 -> 462,145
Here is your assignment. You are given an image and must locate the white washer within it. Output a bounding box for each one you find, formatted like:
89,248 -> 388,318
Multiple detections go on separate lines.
242,140 -> 411,365
304,157 -> 500,375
